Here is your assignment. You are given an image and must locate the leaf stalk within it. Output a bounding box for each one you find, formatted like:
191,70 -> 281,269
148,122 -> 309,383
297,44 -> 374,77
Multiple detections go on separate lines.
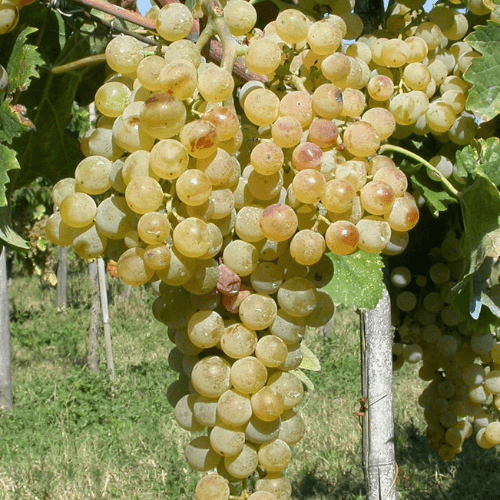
378,144 -> 460,198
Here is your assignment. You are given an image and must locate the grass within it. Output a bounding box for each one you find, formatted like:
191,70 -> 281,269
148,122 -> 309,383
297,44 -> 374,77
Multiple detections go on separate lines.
1,270 -> 500,500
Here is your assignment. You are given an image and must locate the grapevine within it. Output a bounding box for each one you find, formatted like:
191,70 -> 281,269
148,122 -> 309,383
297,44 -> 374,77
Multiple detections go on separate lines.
0,0 -> 498,498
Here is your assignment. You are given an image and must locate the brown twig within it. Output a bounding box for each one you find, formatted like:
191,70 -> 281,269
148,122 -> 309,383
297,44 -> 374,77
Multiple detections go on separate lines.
72,0 -> 266,84
203,40 -> 267,83
83,11 -> 160,45
153,0 -> 266,83
71,0 -> 156,30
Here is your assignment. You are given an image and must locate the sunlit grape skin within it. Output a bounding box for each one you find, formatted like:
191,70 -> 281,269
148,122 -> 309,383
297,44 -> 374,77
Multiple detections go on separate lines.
360,181 -> 395,216
139,93 -> 186,140
180,119 -> 219,159
259,204 -> 298,243
43,6 -> 493,493
325,221 -> 359,255
292,142 -> 323,171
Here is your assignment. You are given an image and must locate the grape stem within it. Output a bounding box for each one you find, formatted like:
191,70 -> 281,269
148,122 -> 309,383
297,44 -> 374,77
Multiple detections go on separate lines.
196,23 -> 216,52
202,0 -> 246,74
378,144 -> 460,198
51,54 -> 107,75
314,213 -> 331,231
288,75 -> 308,93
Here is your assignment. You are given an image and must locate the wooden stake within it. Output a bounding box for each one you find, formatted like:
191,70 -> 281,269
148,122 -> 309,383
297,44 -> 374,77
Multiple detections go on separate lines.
0,247 -> 13,410
361,287 -> 398,500
88,260 -> 100,371
56,247 -> 68,311
97,258 -> 116,383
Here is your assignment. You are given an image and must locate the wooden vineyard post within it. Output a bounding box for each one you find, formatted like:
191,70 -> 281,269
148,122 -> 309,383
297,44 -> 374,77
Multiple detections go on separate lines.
361,287 -> 398,500
56,246 -> 68,311
0,247 -> 12,410
97,257 -> 116,383
88,260 -> 100,371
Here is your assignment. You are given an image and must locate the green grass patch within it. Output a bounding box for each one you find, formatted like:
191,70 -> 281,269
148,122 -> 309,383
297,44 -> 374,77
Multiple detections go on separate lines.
2,272 -> 500,499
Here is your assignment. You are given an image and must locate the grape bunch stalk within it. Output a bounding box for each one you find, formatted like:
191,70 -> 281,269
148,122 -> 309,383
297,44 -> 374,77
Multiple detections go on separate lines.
43,0 -> 499,495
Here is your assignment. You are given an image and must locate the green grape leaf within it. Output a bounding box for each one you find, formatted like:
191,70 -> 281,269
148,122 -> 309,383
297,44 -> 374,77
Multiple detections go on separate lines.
451,171 -> 500,331
0,205 -> 28,249
409,166 -> 457,215
455,138 -> 500,187
290,369 -> 315,391
469,261 -> 500,319
464,22 -> 500,122
298,344 -> 321,371
13,72 -> 85,188
459,171 -> 500,278
0,101 -> 35,144
6,27 -> 44,94
0,143 -> 20,207
324,252 -> 384,310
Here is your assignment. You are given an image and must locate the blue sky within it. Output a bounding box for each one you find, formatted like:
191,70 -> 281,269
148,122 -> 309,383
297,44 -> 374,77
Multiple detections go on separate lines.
137,0 -> 152,14
136,0 -> 435,16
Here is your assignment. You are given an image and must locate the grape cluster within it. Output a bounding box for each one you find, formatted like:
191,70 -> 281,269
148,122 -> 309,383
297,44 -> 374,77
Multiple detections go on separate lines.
48,0 -> 500,494
391,232 -> 500,461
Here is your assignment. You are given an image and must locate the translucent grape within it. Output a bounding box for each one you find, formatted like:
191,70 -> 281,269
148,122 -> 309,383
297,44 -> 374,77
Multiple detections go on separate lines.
343,121 -> 380,157
244,89 -> 280,127
245,38 -> 282,76
117,247 -> 154,286
198,67 -> 235,104
195,474 -> 230,500
325,220 -> 359,255
258,439 -> 291,472
159,59 -> 198,100
312,84 -> 343,119
139,93 -> 187,140
279,91 -> 314,129
156,3 -> 194,42
60,192 -> 97,228
292,169 -> 326,204
185,436 -> 222,472
356,217 -> 391,253
125,176 -> 163,215
223,240 -> 258,276
239,294 -> 278,330
259,204 -> 298,242
176,169 -> 212,206
105,35 -> 144,74
191,356 -> 231,399
95,82 -> 131,118
255,335 -> 288,368
250,262 -> 284,295
210,423 -> 246,457
224,443 -> 258,479
180,119 -> 219,159
277,277 -> 317,318
231,357 -> 268,395
271,116 -> 303,149
290,230 -> 326,265
224,0 -> 257,36
251,387 -> 285,422
307,19 -> 343,55
251,142 -> 284,176
276,9 -> 309,44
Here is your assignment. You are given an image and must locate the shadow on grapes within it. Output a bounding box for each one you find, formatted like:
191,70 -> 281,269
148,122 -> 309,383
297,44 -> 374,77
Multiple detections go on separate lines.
396,423 -> 500,500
